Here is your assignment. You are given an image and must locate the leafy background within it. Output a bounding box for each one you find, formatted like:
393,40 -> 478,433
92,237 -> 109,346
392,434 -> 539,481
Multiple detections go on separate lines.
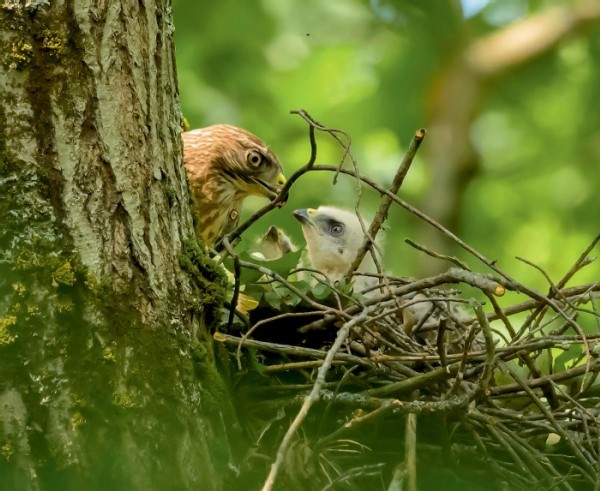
174,0 -> 599,299
173,1 -> 600,487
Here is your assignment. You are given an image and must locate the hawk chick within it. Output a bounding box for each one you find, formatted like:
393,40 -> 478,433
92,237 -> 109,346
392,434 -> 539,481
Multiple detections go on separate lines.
254,225 -> 297,261
183,124 -> 286,245
293,206 -> 379,294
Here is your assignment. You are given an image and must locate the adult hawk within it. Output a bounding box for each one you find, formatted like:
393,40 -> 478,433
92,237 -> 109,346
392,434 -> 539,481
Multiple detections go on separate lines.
183,124 -> 286,245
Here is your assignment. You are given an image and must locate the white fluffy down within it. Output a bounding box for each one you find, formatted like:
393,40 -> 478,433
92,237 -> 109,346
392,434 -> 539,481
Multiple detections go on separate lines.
295,206 -> 381,295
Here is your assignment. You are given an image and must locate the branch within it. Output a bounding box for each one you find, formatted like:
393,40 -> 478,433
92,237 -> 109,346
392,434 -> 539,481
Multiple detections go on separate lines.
466,2 -> 600,77
261,310 -> 371,491
345,129 -> 426,279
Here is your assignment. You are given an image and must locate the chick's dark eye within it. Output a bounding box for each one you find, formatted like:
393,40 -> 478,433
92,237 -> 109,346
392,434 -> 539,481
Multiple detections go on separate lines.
330,223 -> 344,236
247,151 -> 264,167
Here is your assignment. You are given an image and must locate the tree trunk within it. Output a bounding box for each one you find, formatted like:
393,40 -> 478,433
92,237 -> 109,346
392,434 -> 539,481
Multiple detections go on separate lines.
0,2 -> 238,489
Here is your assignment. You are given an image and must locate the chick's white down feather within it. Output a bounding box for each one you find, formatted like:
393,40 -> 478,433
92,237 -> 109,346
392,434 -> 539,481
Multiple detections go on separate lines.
293,206 -> 380,295
292,206 -> 471,348
252,225 -> 297,261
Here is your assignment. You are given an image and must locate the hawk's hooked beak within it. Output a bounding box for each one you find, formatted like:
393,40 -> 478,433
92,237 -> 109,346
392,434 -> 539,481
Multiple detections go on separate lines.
274,172 -> 288,207
251,172 -> 288,206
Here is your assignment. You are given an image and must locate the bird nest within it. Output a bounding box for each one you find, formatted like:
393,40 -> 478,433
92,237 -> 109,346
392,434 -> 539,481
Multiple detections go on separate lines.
213,111 -> 600,491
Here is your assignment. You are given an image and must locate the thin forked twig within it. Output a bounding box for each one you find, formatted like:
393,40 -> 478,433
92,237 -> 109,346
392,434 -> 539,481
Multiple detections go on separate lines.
345,128 -> 426,279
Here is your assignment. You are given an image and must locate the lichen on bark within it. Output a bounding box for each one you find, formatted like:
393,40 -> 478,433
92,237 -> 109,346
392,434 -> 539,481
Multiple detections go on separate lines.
0,2 -> 239,489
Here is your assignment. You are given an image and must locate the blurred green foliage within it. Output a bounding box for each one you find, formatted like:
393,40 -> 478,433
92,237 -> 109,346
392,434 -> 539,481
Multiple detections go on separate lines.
174,0 -> 600,294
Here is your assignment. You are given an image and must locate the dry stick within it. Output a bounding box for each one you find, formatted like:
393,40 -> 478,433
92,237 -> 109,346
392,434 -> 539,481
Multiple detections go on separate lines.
260,310 -> 371,491
404,397 -> 418,491
404,238 -> 471,271
552,382 -> 600,461
514,256 -> 593,400
479,422 -> 537,481
470,413 -> 565,486
514,233 -> 600,340
345,128 -> 426,280
311,164 -> 591,336
471,282 -> 600,326
483,290 -> 516,337
444,319 -> 481,400
482,290 -> 563,409
467,426 -> 531,488
366,361 -> 463,398
473,302 -> 495,393
500,361 -> 597,481
317,390 -> 474,450
262,359 -> 347,373
517,256 -> 580,316
214,333 -> 373,368
226,239 -> 242,332
516,255 -> 592,341
490,358 -> 600,396
494,424 -> 560,484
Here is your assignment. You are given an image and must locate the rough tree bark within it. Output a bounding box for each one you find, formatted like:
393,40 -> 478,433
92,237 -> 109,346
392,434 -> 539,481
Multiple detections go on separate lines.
0,1 -> 238,489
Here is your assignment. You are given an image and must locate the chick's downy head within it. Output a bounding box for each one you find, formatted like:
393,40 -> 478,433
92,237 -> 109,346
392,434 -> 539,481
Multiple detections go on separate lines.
293,206 -> 374,283
255,225 -> 296,260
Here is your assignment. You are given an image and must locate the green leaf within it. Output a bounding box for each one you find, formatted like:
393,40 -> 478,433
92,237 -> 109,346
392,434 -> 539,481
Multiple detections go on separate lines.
222,256 -> 263,284
273,283 -> 301,307
256,248 -> 304,278
264,290 -> 282,310
312,282 -> 332,300
553,345 -> 582,373
288,280 -> 311,296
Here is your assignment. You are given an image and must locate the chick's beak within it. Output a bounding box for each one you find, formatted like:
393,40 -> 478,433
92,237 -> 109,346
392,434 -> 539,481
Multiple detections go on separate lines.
293,208 -> 317,225
293,208 -> 309,223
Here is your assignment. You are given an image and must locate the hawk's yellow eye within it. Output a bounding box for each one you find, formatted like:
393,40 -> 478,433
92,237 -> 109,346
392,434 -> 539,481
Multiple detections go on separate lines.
247,150 -> 264,167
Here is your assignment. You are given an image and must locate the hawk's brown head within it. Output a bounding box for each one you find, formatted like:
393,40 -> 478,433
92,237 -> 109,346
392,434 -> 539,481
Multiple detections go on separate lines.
183,124 -> 287,245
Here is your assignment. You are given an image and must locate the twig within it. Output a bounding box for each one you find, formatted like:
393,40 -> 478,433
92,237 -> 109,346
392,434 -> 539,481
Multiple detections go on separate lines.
261,310 -> 372,491
500,361 -> 597,481
473,301 -> 495,393
515,235 -> 600,340
490,358 -> 600,396
224,237 -> 242,332
214,332 -> 373,368
405,238 -> 471,271
345,128 -> 426,279
404,400 -> 418,491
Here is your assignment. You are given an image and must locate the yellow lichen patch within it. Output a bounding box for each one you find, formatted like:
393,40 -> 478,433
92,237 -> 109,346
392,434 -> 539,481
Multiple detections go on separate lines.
113,391 -> 143,409
56,297 -> 74,313
0,315 -> 18,345
8,40 -> 33,70
71,411 -> 86,430
102,347 -> 116,362
12,283 -> 26,295
1,443 -> 14,461
84,271 -> 97,289
52,261 -> 75,286
41,29 -> 67,56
